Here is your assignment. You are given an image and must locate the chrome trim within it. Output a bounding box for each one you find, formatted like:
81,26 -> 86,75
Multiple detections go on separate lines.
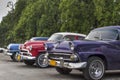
20,49 -> 35,60
20,49 -> 32,56
49,60 -> 87,69
4,52 -> 12,56
50,57 -> 71,61
49,53 -> 79,62
6,52 -> 12,56
51,53 -> 72,56
3,49 -> 12,56
21,55 -> 36,60
21,49 -> 29,52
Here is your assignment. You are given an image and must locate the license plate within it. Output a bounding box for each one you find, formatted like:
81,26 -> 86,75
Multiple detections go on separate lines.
17,54 -> 21,61
49,60 -> 56,66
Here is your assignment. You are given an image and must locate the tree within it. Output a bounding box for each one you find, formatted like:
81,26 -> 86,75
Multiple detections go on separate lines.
59,0 -> 95,34
0,0 -> 120,47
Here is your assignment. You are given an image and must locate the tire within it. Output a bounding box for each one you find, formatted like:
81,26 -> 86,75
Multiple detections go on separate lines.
36,53 -> 49,68
83,57 -> 105,80
10,55 -> 13,60
56,67 -> 72,74
24,60 -> 35,66
11,52 -> 19,62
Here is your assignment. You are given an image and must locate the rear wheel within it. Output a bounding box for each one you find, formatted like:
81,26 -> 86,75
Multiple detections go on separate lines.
24,60 -> 35,66
56,67 -> 72,74
11,52 -> 19,62
83,57 -> 105,80
10,55 -> 13,60
36,53 -> 49,68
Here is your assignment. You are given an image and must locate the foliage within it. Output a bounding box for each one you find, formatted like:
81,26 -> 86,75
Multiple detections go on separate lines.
0,0 -> 120,47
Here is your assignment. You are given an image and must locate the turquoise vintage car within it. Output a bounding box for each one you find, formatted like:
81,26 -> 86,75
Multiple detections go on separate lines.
6,43 -> 22,62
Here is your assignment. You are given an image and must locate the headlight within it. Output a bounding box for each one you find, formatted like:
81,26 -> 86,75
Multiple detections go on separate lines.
44,43 -> 48,50
26,45 -> 32,51
29,45 -> 32,51
69,42 -> 74,51
70,54 -> 78,61
44,53 -> 49,58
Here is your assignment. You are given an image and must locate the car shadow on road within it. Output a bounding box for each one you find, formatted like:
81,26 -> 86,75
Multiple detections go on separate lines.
47,70 -> 84,80
16,64 -> 38,69
68,71 -> 120,80
103,71 -> 120,79
47,70 -> 120,80
1,59 -> 19,63
16,64 -> 55,69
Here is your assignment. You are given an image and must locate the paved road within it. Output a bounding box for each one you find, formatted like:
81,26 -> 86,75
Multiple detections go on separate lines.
0,53 -> 120,80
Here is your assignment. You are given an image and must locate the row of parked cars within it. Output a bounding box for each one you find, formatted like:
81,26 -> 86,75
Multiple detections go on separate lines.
5,37 -> 49,62
3,26 -> 120,80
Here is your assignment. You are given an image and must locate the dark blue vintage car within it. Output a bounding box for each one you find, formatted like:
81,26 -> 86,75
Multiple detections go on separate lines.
44,26 -> 120,80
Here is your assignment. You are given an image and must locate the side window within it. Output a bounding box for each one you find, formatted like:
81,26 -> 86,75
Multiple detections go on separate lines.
77,36 -> 85,40
64,35 -> 75,41
100,30 -> 118,40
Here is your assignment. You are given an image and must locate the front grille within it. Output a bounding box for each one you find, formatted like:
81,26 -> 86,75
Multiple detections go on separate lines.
20,49 -> 31,56
20,50 -> 28,53
49,53 -> 77,62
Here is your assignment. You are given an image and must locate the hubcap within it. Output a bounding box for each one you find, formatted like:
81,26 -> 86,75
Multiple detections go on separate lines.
15,53 -> 19,61
89,60 -> 104,79
38,54 -> 48,67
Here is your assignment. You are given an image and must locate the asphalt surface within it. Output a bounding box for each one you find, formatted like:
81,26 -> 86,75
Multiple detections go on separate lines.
0,53 -> 120,80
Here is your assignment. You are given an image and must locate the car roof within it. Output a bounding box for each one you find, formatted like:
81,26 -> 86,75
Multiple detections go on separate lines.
31,37 -> 49,39
54,32 -> 86,37
30,37 -> 49,40
93,26 -> 120,31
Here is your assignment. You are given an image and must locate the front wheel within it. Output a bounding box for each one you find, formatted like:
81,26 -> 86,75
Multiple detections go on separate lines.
36,53 -> 49,68
11,52 -> 19,62
56,67 -> 72,74
83,57 -> 105,80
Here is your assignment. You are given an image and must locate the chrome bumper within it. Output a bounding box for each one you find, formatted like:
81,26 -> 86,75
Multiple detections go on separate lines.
3,50 -> 12,56
5,52 -> 13,56
20,49 -> 35,60
49,60 -> 87,69
20,49 -> 32,56
21,55 -> 36,60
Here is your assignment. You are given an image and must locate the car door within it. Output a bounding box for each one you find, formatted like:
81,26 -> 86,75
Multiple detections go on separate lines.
105,29 -> 120,69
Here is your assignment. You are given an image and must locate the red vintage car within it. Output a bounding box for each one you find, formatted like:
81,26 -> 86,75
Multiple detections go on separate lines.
20,32 -> 86,68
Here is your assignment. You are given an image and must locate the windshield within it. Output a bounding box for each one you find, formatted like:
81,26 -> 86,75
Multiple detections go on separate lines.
85,29 -> 118,41
48,34 -> 63,41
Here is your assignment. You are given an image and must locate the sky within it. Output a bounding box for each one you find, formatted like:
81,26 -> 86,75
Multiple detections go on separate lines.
0,0 -> 16,22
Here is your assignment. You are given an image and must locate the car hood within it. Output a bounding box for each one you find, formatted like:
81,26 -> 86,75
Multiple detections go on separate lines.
52,40 -> 111,51
24,41 -> 46,46
8,43 -> 22,50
